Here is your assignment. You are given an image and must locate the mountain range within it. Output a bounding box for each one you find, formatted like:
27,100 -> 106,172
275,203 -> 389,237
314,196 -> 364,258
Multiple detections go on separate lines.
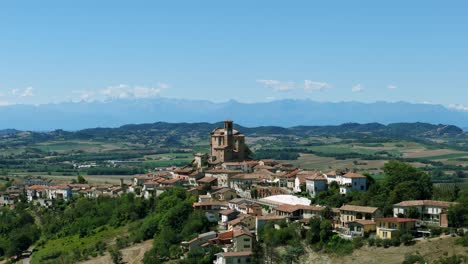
1,98 -> 468,131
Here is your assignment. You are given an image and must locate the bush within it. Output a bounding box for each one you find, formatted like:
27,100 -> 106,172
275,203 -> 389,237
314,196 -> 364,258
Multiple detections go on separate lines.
456,232 -> 468,247
400,233 -> 414,246
382,239 -> 391,248
390,237 -> 401,247
352,237 -> 364,249
367,237 -> 375,246
402,254 -> 425,264
375,238 -> 383,247
431,227 -> 442,237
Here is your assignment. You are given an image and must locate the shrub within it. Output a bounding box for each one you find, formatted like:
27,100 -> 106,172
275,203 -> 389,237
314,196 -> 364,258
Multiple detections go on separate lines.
367,237 -> 375,246
402,254 -> 425,264
431,227 -> 442,237
375,238 -> 383,247
382,239 -> 391,248
352,237 -> 364,249
400,233 -> 414,246
390,237 -> 401,247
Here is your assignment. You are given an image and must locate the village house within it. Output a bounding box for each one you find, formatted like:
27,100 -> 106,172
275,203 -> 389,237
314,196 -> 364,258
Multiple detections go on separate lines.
339,205 -> 381,227
305,172 -> 328,197
338,172 -> 367,193
193,201 -> 229,222
196,176 -> 218,187
205,168 -> 243,187
181,231 -> 217,251
209,120 -> 246,164
274,204 -> 324,221
210,187 -> 238,201
218,209 -> 240,230
347,220 -> 376,237
232,226 -> 253,252
393,200 -> 458,227
375,218 -> 417,239
0,190 -> 21,207
255,215 -> 288,231
229,174 -> 260,198
214,251 -> 252,264
228,214 -> 256,230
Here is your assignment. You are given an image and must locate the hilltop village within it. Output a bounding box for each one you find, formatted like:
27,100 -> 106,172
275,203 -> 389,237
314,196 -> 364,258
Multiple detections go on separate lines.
0,121 -> 463,263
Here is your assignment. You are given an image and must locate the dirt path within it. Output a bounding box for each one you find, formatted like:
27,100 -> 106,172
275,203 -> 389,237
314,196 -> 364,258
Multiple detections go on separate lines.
79,239 -> 153,264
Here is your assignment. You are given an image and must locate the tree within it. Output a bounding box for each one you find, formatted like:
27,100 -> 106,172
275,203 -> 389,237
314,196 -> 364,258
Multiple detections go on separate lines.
306,217 -> 321,244
404,207 -> 420,219
77,175 -> 88,184
320,206 -> 334,220
319,220 -> 333,243
108,246 -> 123,264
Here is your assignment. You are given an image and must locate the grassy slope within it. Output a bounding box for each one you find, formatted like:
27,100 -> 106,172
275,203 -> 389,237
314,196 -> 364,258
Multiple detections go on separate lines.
299,236 -> 467,264
31,226 -> 125,264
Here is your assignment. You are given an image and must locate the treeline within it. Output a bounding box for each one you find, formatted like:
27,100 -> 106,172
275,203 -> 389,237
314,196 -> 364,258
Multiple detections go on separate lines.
85,167 -> 145,175
0,206 -> 40,258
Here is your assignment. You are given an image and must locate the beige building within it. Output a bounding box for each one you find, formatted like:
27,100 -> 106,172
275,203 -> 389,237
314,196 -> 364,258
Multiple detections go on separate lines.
210,120 -> 246,164
339,205 -> 381,227
375,218 -> 416,239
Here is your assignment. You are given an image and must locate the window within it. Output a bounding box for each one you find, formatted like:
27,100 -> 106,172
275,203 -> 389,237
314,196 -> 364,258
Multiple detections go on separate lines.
244,238 -> 250,242
360,186 -> 364,190
383,231 -> 387,238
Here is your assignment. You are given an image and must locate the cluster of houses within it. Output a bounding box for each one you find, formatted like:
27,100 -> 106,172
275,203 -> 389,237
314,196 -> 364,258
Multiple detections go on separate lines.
0,177 -> 127,207
0,120 -> 460,263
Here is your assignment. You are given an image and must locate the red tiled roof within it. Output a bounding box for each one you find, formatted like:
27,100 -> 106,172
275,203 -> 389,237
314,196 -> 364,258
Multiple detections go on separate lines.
217,230 -> 234,240
343,172 -> 366,179
221,251 -> 252,257
375,217 -> 417,223
340,205 -> 379,214
27,185 -> 46,190
197,177 -> 218,183
394,200 -> 458,208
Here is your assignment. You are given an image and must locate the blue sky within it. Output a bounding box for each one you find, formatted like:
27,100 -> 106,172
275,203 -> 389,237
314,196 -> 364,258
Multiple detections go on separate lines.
0,0 -> 467,110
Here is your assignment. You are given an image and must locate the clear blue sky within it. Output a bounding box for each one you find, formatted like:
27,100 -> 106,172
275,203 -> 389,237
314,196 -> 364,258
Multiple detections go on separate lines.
0,0 -> 467,110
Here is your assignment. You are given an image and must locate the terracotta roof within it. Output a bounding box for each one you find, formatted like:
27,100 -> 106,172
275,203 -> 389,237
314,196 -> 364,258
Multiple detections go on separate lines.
211,188 -> 236,195
217,230 -> 234,240
162,178 -> 181,184
394,200 -> 458,208
254,165 -> 275,170
275,204 -> 302,213
193,201 -> 228,207
197,177 -> 218,183
340,205 -> 379,214
325,171 -> 337,176
206,169 -> 243,174
220,251 -> 252,257
275,204 -> 324,213
228,214 -> 253,226
256,214 -> 287,221
223,162 -> 244,166
351,220 -> 376,226
343,172 -> 366,179
284,169 -> 301,178
27,185 -> 46,190
230,174 -> 261,180
375,217 -> 417,223
219,209 -> 236,215
306,173 -> 327,181
233,226 -> 253,238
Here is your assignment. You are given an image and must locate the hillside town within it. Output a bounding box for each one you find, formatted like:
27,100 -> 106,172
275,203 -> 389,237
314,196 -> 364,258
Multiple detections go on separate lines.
0,121 -> 463,263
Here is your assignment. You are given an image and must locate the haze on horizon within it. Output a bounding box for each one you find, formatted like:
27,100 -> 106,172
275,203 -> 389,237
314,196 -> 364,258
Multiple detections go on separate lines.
0,1 -> 467,111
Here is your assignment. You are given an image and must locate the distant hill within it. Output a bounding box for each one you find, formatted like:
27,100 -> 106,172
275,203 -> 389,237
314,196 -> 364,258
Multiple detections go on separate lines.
1,98 -> 468,130
4,121 -> 464,146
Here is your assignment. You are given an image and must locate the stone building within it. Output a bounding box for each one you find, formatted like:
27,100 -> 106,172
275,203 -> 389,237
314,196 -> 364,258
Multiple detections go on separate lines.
210,120 -> 246,164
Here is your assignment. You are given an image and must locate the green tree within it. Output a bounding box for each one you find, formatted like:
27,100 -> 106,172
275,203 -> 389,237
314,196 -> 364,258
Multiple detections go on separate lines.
108,246 -> 123,264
